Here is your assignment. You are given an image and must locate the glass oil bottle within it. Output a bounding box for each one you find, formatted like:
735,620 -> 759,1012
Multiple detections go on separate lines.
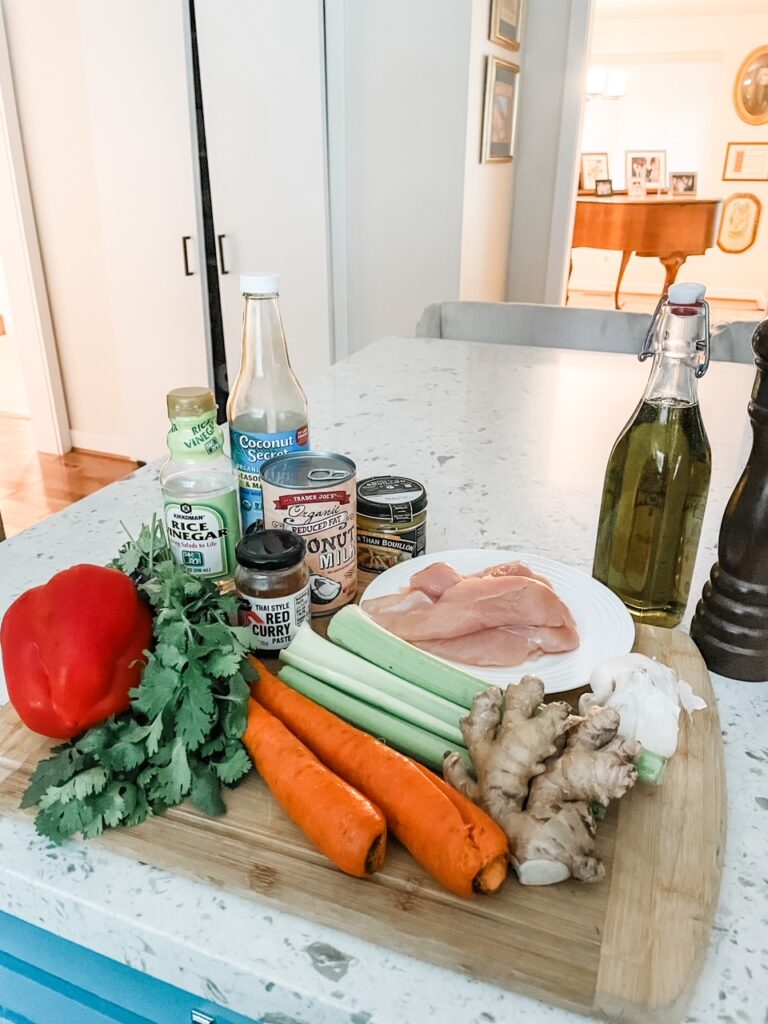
593,283 -> 712,627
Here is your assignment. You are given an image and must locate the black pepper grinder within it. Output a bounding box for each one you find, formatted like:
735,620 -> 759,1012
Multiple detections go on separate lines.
690,316 -> 768,680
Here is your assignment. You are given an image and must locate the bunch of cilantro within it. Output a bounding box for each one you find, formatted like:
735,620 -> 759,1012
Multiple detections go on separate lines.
22,519 -> 257,843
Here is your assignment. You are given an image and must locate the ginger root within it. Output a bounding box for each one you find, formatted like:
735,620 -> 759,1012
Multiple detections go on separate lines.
443,676 -> 640,885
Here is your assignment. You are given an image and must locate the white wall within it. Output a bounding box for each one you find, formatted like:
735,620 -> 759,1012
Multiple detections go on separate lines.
340,0 -> 473,351
507,0 -> 593,303
458,0 -> 516,302
3,0 -> 126,451
0,253 -> 28,417
572,11 -> 768,306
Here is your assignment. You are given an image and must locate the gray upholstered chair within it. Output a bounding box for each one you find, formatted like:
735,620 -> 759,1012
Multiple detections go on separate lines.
415,300 -> 762,364
711,320 -> 761,364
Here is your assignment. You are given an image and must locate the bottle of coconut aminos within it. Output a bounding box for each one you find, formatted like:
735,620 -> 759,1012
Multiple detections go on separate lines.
593,283 -> 712,627
227,273 -> 309,532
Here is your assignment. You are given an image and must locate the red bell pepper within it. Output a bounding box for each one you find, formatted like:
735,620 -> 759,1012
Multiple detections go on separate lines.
0,564 -> 153,739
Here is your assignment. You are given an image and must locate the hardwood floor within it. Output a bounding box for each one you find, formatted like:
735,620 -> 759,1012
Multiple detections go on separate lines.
0,415 -> 140,539
568,289 -> 765,324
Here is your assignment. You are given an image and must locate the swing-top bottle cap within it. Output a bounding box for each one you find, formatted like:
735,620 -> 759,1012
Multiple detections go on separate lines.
640,282 -> 711,376
668,282 -> 706,305
240,272 -> 280,296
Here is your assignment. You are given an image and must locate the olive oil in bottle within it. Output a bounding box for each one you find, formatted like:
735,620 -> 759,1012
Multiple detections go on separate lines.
593,283 -> 712,627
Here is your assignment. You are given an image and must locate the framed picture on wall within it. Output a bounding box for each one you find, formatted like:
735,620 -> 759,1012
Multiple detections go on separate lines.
579,153 -> 609,191
733,45 -> 768,126
669,172 -> 698,195
723,142 -> 768,181
489,0 -> 524,51
717,193 -> 762,253
481,56 -> 520,162
625,150 -> 666,191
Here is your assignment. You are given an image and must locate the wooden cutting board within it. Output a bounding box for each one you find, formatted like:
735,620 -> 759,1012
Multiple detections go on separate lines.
0,624 -> 725,1024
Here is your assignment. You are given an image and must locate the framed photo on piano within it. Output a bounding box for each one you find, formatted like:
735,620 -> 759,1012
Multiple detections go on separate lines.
579,153 -> 609,191
625,150 -> 667,192
669,172 -> 698,195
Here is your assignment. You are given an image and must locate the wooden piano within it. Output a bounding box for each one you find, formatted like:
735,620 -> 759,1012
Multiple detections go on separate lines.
571,195 -> 721,308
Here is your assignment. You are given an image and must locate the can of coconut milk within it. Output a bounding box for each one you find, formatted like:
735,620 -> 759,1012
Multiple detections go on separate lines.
259,452 -> 357,615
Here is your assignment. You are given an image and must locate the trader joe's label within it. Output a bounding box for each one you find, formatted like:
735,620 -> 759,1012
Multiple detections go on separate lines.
164,493 -> 239,578
236,586 -> 310,650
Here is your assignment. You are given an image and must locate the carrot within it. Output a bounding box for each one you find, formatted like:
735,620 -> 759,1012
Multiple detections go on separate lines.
251,660 -> 508,897
243,698 -> 387,878
412,763 -> 510,894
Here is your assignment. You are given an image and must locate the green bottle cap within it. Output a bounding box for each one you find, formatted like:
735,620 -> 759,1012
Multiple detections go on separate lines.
166,387 -> 223,460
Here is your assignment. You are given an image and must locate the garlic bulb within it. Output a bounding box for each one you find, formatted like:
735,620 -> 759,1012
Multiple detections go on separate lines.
579,653 -> 706,760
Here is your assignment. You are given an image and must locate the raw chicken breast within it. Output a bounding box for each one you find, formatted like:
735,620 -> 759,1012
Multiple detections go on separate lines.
361,559 -> 579,668
418,627 -> 537,666
410,562 -> 463,599
472,561 -> 555,590
365,575 -> 575,643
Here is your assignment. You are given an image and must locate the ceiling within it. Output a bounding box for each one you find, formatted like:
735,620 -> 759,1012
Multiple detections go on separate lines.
595,0 -> 767,16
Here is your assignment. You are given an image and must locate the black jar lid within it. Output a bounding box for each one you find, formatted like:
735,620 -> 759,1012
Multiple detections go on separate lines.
357,476 -> 427,522
236,528 -> 306,571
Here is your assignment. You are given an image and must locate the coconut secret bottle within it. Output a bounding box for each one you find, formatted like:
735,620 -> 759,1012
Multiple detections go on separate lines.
227,274 -> 309,531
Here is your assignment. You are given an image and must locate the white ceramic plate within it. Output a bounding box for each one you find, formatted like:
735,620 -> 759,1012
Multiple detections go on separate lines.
360,549 -> 635,694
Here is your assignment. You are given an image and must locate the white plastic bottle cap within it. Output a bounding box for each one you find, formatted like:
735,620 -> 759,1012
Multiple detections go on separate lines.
668,282 -> 705,304
240,272 -> 280,296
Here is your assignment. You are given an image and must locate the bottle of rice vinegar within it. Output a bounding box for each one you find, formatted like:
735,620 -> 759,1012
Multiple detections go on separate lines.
593,283 -> 712,627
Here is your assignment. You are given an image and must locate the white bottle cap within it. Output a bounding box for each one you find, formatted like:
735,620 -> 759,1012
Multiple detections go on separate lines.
240,272 -> 280,296
668,282 -> 705,304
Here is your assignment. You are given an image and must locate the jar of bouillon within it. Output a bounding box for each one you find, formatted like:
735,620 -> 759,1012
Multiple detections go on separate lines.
593,283 -> 712,627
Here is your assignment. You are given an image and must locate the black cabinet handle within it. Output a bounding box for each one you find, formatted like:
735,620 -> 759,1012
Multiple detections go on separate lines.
217,233 -> 229,275
182,235 -> 193,276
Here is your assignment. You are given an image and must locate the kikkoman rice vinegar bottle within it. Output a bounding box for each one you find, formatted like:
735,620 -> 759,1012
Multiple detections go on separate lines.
160,386 -> 242,581
593,283 -> 712,627
227,273 -> 309,531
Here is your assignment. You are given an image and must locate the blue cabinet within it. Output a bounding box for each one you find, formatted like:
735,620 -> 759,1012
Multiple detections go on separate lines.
0,912 -> 260,1024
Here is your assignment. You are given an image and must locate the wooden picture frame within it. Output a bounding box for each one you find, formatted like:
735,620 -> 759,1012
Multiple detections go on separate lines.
594,178 -> 613,197
717,193 -> 761,254
669,172 -> 697,196
489,0 -> 524,51
579,153 -> 609,191
733,45 -> 768,126
625,151 -> 667,191
723,142 -> 768,182
481,56 -> 520,163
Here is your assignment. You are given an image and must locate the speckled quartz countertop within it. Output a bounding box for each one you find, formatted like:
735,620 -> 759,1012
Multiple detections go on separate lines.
0,338 -> 766,1024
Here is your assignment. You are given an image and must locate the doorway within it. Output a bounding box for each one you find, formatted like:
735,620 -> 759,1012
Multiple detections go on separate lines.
568,0 -> 768,327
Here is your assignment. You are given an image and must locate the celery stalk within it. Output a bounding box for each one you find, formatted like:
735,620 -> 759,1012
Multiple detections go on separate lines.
327,604 -> 487,709
281,650 -> 464,744
282,622 -> 466,737
278,665 -> 470,772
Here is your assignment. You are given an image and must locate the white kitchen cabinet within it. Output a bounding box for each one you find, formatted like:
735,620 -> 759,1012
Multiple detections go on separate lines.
5,0 -> 332,462
194,0 -> 333,388
4,0 -> 212,462
76,0 -> 213,461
